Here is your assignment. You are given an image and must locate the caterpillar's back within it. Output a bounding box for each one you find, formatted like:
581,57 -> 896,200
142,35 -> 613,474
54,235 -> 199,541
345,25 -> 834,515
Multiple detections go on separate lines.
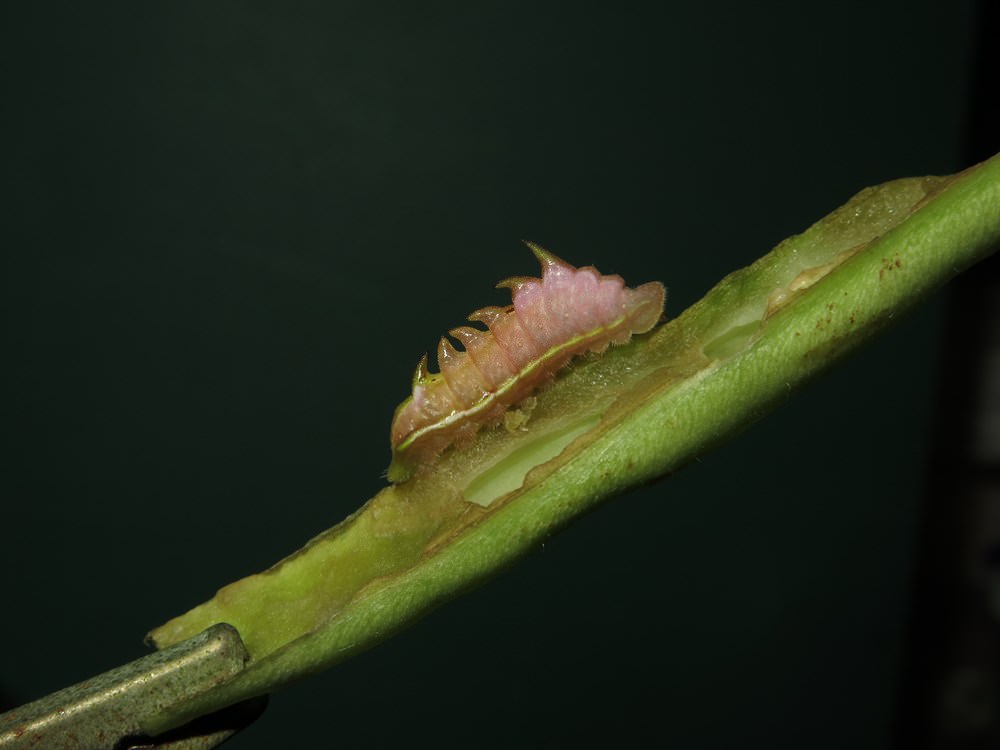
388,243 -> 665,482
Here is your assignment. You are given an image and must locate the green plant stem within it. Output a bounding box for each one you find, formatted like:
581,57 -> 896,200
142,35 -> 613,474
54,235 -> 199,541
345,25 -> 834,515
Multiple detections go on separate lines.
143,154 -> 1000,735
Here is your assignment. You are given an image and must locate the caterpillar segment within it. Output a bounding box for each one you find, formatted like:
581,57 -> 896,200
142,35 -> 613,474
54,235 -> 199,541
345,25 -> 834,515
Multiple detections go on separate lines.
388,243 -> 665,482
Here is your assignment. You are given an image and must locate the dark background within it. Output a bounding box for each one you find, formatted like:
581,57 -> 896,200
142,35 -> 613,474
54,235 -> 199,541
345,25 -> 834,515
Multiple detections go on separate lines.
0,2 -> 987,748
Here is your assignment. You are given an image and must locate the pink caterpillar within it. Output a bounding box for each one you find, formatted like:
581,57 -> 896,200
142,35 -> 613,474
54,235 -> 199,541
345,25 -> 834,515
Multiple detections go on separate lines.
388,243 -> 665,482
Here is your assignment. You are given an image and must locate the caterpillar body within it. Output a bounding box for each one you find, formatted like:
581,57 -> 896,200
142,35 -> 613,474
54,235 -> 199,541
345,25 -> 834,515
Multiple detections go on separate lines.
388,243 -> 665,482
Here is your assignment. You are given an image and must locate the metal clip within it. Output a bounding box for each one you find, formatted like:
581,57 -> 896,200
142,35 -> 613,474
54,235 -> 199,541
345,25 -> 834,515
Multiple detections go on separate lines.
0,623 -> 265,749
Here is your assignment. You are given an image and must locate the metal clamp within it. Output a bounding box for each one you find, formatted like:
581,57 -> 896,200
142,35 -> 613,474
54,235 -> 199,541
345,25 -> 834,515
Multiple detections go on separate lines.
0,624 -> 265,750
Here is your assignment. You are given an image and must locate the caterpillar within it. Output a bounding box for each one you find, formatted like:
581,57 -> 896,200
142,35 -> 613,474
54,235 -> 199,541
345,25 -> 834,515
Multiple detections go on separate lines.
387,242 -> 666,482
